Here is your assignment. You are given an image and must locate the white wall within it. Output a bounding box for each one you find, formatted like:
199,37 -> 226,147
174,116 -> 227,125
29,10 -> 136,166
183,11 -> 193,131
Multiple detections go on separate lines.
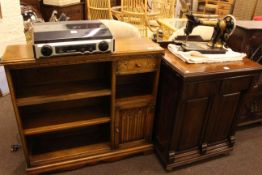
0,0 -> 26,95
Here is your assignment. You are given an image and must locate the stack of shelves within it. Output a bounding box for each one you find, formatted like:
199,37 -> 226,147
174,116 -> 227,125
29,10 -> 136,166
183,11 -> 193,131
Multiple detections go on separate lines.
2,38 -> 164,174
9,62 -> 112,167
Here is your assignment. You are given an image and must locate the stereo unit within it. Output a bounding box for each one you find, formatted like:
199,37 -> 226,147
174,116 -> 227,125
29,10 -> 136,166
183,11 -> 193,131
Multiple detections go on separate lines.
33,20 -> 115,59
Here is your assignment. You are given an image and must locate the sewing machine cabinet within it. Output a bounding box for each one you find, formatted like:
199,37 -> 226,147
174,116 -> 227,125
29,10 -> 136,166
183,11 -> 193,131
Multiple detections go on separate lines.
154,50 -> 262,170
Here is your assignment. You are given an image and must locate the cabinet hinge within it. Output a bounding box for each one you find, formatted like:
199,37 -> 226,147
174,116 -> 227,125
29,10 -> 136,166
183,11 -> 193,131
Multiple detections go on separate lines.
229,136 -> 236,146
169,151 -> 175,157
200,143 -> 208,154
168,151 -> 176,163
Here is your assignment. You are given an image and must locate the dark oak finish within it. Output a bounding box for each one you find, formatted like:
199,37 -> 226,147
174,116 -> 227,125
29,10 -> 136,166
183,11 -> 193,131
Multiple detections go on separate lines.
228,21 -> 262,58
228,21 -> 262,127
1,38 -> 164,175
238,75 -> 262,126
154,50 -> 262,171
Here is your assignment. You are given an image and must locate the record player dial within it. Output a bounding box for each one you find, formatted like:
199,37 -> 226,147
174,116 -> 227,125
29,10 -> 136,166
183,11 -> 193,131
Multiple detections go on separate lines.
41,45 -> 53,57
98,41 -> 109,52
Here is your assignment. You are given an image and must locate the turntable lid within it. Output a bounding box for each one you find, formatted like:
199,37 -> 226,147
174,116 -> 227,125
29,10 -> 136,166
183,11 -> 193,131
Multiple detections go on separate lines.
33,20 -> 113,43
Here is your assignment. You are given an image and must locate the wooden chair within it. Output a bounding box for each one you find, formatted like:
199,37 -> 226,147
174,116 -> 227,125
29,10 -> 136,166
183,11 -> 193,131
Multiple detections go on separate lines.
86,0 -> 113,20
204,0 -> 219,14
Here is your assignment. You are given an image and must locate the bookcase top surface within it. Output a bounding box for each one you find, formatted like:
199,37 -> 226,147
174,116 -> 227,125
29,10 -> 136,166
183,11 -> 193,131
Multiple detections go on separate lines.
0,38 -> 164,66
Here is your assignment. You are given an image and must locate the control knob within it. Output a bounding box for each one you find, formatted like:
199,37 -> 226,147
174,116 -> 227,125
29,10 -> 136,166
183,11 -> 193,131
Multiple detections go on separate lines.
98,41 -> 109,52
41,45 -> 53,57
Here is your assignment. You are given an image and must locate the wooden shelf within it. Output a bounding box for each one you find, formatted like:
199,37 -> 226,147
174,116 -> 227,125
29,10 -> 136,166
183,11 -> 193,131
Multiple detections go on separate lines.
16,81 -> 111,106
28,123 -> 110,165
116,72 -> 154,99
22,106 -> 110,135
116,84 -> 152,99
30,143 -> 110,166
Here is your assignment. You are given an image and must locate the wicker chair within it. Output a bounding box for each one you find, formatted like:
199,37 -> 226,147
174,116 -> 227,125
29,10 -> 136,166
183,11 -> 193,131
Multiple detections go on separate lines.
204,0 -> 219,14
120,0 -> 148,37
86,0 -> 113,20
150,0 -> 176,18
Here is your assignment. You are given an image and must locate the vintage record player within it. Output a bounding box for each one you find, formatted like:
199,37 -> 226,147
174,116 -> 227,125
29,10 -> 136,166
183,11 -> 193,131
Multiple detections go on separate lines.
33,20 -> 115,59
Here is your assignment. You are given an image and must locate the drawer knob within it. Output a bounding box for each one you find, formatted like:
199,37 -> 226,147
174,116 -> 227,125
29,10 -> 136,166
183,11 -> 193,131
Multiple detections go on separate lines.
135,63 -> 142,68
115,128 -> 119,133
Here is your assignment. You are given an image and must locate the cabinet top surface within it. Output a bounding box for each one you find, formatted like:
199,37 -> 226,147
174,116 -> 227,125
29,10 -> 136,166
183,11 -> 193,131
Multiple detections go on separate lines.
164,50 -> 262,78
237,21 -> 262,30
0,38 -> 164,66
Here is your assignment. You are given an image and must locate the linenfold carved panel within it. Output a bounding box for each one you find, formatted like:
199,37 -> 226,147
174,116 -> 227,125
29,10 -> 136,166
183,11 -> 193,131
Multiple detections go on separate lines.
119,107 -> 147,143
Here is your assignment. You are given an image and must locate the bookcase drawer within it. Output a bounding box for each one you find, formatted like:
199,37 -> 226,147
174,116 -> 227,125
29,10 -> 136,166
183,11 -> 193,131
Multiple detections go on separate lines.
117,58 -> 159,74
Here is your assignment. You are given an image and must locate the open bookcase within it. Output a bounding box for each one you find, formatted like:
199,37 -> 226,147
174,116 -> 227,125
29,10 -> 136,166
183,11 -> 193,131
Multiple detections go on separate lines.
2,39 -> 163,174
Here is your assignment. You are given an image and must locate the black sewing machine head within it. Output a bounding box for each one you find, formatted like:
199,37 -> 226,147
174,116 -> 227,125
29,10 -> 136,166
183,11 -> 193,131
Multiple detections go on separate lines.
182,13 -> 236,54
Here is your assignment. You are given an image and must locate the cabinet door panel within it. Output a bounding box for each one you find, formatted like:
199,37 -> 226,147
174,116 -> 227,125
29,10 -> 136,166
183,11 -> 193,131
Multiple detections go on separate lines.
177,97 -> 209,151
206,93 -> 240,144
120,107 -> 146,143
115,105 -> 153,146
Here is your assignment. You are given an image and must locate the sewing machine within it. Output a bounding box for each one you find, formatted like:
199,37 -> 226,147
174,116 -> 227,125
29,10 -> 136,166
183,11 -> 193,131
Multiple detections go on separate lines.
181,13 -> 236,54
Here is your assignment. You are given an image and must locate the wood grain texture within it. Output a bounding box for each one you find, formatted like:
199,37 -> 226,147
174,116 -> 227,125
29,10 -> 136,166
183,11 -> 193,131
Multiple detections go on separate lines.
16,81 -> 111,106
227,22 -> 262,127
0,38 -> 164,66
164,50 -> 262,80
119,107 -> 147,143
2,38 -> 162,174
116,57 -> 159,75
22,106 -> 111,135
154,52 -> 262,170
5,69 -> 30,164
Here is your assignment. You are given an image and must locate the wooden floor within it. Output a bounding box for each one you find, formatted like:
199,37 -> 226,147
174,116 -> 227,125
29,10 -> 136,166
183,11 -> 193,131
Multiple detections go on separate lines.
1,95 -> 262,175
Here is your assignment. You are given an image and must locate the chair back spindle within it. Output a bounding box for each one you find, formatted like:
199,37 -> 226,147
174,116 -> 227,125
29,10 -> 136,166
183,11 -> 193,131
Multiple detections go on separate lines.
86,0 -> 113,20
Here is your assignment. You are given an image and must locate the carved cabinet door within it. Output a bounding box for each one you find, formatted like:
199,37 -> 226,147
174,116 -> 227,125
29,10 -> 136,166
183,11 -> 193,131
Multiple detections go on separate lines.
204,76 -> 254,146
203,92 -> 241,147
170,81 -> 219,152
114,102 -> 154,147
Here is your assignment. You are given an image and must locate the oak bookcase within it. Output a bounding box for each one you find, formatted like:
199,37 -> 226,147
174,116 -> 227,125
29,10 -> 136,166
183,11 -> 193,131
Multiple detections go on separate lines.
1,38 -> 164,174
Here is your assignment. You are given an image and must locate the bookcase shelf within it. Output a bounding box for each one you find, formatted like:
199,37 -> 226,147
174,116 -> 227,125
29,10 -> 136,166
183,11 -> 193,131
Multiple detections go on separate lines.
116,72 -> 154,99
16,81 -> 111,106
20,95 -> 111,135
27,124 -> 110,166
22,108 -> 110,136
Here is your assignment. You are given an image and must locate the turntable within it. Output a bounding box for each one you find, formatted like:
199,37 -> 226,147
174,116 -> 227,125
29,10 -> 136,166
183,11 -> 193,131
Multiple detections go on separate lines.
33,20 -> 115,59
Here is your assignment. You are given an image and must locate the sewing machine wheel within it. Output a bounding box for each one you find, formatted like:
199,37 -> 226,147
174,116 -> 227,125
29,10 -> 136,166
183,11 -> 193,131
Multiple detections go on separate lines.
223,15 -> 236,41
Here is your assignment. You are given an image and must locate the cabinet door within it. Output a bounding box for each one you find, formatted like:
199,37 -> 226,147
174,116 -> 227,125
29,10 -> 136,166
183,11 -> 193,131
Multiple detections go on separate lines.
205,76 -> 253,145
114,103 -> 154,147
204,93 -> 241,145
170,81 -> 219,152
